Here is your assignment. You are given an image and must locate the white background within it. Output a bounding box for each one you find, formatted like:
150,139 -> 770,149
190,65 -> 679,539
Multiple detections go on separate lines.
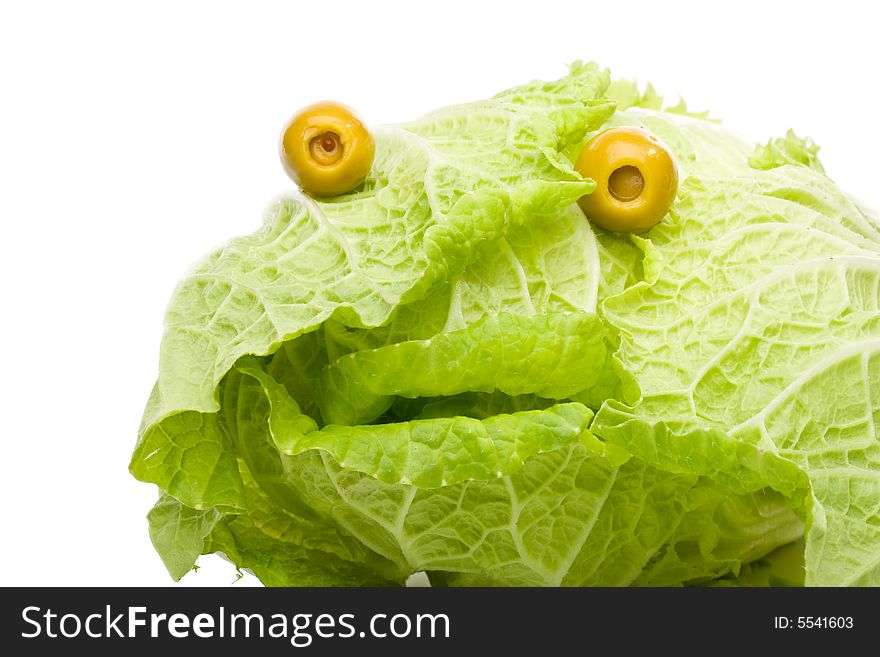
0,0 -> 877,586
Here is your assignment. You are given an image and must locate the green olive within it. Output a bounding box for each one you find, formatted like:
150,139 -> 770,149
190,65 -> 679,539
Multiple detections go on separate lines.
574,126 -> 678,233
280,101 -> 375,197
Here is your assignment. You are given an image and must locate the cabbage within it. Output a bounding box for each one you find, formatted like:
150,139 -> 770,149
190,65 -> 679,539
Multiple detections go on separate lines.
131,63 -> 879,586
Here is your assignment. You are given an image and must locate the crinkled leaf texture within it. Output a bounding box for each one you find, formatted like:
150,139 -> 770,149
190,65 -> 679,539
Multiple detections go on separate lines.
592,103 -> 880,586
133,63 -> 878,587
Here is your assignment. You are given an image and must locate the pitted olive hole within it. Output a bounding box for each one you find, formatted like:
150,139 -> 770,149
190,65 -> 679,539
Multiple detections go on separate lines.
309,131 -> 343,165
608,165 -> 644,202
